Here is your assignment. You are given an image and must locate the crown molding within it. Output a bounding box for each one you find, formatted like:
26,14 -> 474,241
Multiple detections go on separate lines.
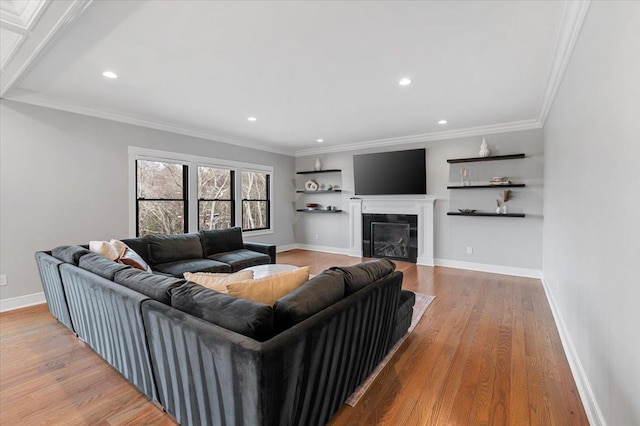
294,119 -> 542,157
4,90 -> 295,156
537,0 -> 591,125
0,0 -> 48,32
0,0 -> 93,97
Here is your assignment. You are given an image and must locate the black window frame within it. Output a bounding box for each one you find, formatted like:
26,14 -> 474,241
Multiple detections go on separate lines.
135,160 -> 189,237
197,166 -> 236,230
241,172 -> 271,232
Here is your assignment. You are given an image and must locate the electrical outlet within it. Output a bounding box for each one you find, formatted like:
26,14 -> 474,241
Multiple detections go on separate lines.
0,275 -> 7,286
314,233 -> 319,240
466,246 -> 473,254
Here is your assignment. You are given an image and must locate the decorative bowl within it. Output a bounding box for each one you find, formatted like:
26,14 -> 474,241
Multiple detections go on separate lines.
458,209 -> 477,214
306,203 -> 319,209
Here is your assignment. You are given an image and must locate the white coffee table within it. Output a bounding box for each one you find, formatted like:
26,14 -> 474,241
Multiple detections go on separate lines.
244,264 -> 299,279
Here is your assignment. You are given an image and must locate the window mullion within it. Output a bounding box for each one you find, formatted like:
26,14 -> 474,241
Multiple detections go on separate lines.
187,163 -> 198,233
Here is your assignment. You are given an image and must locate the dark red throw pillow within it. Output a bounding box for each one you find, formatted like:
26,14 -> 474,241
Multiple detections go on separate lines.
119,247 -> 152,272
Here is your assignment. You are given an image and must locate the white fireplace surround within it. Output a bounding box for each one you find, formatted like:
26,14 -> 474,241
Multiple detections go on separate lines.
348,197 -> 437,266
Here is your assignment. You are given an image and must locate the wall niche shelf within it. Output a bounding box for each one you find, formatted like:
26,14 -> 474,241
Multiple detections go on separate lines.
296,209 -> 343,213
447,183 -> 525,189
447,153 -> 525,164
296,169 -> 342,175
447,212 -> 525,218
296,190 -> 342,194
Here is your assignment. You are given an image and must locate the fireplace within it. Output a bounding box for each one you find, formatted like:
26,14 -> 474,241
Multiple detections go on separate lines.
363,214 -> 418,263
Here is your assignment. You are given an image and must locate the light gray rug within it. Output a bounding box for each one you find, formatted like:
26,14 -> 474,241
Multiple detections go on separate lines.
345,292 -> 436,406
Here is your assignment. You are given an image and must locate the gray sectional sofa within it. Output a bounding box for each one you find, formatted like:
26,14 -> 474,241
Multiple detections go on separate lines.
35,228 -> 415,426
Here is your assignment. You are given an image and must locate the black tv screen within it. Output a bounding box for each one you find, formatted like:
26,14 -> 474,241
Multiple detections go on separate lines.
353,149 -> 426,195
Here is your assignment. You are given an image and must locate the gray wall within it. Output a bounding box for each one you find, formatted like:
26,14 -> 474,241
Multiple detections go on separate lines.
542,2 -> 640,425
0,100 -> 295,300
295,129 -> 543,271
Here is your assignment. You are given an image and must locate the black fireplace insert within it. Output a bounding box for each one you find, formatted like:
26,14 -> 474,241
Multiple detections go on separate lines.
362,214 -> 418,263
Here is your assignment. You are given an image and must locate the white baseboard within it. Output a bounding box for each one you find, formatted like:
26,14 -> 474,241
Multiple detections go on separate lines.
541,279 -> 605,426
0,292 -> 46,313
276,244 -> 299,253
434,258 -> 542,279
294,244 -> 351,256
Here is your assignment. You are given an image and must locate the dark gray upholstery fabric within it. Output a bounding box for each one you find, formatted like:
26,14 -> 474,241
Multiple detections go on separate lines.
147,233 -> 203,264
390,290 -> 415,345
199,227 -> 244,256
391,309 -> 413,346
397,290 -> 416,321
78,252 -> 131,280
113,268 -> 185,305
243,242 -> 276,264
330,258 -> 396,295
171,282 -> 274,341
143,270 -> 403,426
51,245 -> 91,265
35,252 -> 74,331
153,258 -> 230,277
273,270 -> 345,332
60,264 -> 158,402
120,237 -> 150,264
207,249 -> 271,272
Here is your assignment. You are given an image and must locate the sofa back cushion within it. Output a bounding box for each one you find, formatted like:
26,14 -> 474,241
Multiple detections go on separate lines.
114,269 -> 185,305
52,245 -> 91,265
147,233 -> 203,264
171,282 -> 273,341
120,237 -> 151,264
78,252 -> 131,280
273,270 -> 345,332
199,227 -> 244,257
330,258 -> 396,296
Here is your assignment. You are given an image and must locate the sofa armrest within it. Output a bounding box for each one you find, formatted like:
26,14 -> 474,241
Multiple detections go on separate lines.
243,242 -> 276,264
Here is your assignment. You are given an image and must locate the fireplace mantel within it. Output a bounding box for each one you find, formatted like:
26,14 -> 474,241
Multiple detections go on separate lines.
348,196 -> 437,266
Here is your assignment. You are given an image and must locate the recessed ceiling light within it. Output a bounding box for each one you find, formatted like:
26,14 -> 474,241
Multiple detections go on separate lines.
102,71 -> 118,79
398,78 -> 412,86
438,119 -> 448,124
247,117 -> 257,122
317,139 -> 324,143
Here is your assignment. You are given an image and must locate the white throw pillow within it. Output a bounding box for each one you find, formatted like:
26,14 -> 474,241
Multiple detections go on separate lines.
89,240 -> 119,261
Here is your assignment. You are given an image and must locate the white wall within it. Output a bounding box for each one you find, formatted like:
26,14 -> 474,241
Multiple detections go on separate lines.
542,2 -> 640,425
295,129 -> 543,273
0,100 -> 295,301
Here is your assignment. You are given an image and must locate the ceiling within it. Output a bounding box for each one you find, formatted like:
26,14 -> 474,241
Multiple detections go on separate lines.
0,1 -> 590,156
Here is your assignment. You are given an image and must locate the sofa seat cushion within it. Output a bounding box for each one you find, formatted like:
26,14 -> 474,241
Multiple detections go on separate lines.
226,266 -> 310,305
330,258 -> 396,296
114,269 -> 185,305
171,282 -> 273,341
78,252 -> 131,280
147,233 -> 203,264
207,249 -> 271,272
273,270 -> 345,332
52,245 -> 91,265
199,227 -> 244,257
153,259 -> 231,278
397,290 -> 416,321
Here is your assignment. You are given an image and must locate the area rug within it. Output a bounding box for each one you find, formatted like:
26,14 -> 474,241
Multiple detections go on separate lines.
345,292 -> 435,406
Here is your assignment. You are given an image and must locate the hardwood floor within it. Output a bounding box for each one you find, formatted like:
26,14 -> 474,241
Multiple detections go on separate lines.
0,250 -> 588,425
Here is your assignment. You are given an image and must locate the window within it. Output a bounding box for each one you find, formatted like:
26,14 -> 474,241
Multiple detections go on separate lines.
198,166 -> 234,230
136,160 -> 188,236
130,148 -> 273,237
242,171 -> 270,231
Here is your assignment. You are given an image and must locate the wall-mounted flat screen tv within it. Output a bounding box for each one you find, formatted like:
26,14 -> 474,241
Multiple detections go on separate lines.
353,148 -> 426,195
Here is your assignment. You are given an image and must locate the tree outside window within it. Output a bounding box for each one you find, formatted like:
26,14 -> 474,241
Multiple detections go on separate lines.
198,166 -> 234,230
242,171 -> 270,231
136,160 -> 187,236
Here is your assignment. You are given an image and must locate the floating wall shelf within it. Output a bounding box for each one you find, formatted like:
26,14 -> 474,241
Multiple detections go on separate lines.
447,153 -> 525,164
296,169 -> 342,175
447,212 -> 525,218
447,183 -> 526,189
296,190 -> 342,194
296,209 -> 343,213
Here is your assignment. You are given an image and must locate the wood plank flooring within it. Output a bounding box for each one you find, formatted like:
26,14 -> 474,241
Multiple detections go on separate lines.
0,250 -> 588,425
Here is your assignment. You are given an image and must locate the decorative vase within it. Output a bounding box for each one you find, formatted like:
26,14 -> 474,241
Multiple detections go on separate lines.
479,138 -> 490,157
502,204 -> 508,214
496,206 -> 502,214
314,158 -> 322,171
